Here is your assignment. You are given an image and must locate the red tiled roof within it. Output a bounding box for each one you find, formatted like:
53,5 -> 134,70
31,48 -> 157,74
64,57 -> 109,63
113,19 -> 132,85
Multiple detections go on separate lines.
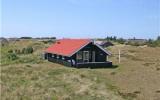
45,39 -> 91,56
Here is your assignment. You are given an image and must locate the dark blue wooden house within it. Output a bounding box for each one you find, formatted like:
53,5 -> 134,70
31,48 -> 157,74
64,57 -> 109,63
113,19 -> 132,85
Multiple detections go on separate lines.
44,39 -> 112,68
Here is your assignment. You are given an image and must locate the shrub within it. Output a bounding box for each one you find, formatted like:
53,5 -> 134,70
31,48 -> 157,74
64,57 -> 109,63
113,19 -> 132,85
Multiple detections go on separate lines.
15,49 -> 21,54
20,37 -> 32,39
134,90 -> 141,94
17,49 -> 21,54
8,49 -> 13,53
7,53 -> 18,60
22,48 -> 26,54
110,72 -> 116,75
80,74 -> 86,78
133,42 -> 140,46
42,40 -> 55,44
156,90 -> 160,93
126,41 -> 146,46
118,91 -> 137,99
21,47 -> 34,54
146,38 -> 160,47
26,46 -> 33,54
117,38 -> 125,44
156,67 -> 160,71
25,65 -> 32,67
15,49 -> 17,53
147,42 -> 157,47
16,55 -> 43,64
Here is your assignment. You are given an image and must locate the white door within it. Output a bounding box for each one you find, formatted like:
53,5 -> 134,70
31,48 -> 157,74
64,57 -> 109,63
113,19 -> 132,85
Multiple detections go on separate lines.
92,51 -> 95,62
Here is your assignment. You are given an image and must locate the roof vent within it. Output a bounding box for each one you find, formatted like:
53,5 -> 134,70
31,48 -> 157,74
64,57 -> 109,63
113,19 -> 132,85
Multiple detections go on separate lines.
92,39 -> 96,44
57,41 -> 60,44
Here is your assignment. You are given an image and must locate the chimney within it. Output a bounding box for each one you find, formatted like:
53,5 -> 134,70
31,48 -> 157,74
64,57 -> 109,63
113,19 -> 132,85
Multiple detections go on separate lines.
92,39 -> 96,44
57,41 -> 60,44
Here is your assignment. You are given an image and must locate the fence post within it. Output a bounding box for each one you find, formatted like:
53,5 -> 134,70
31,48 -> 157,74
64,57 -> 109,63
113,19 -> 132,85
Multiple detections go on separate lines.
119,49 -> 121,63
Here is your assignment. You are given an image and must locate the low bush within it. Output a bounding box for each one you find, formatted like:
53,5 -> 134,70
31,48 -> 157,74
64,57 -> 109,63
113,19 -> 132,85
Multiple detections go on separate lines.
125,41 -> 146,46
134,90 -> 141,94
21,46 -> 34,54
42,40 -> 55,44
80,74 -> 86,78
15,49 -> 21,54
7,53 -> 18,60
146,38 -> 160,47
156,67 -> 160,71
22,48 -> 26,54
18,56 -> 43,64
156,90 -> 160,93
117,38 -> 125,44
7,46 -> 34,55
110,72 -> 116,75
26,46 -> 33,54
25,65 -> 32,67
118,91 -> 137,99
8,49 -> 13,53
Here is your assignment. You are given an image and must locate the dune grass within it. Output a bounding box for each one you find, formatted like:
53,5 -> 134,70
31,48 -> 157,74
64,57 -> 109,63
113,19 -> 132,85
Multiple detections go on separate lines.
1,40 -> 124,100
1,40 -> 160,100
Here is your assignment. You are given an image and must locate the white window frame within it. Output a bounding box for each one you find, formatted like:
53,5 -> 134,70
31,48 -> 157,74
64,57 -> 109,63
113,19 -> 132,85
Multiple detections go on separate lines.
83,51 -> 89,62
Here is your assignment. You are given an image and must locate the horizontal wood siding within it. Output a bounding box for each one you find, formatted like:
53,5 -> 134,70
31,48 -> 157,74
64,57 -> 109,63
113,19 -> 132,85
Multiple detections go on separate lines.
45,42 -> 111,68
48,57 -> 72,67
73,42 -> 107,63
76,62 -> 112,68
46,53 -> 72,67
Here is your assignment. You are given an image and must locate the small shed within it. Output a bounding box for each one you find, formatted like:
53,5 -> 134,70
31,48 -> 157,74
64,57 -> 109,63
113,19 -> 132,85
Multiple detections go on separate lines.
44,39 -> 112,68
95,41 -> 114,48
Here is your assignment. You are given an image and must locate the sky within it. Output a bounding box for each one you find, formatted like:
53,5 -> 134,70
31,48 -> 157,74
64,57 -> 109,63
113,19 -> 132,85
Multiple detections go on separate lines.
1,0 -> 160,39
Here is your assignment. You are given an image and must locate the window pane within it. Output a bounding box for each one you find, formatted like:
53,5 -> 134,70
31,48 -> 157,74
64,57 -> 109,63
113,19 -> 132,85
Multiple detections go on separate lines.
84,51 -> 89,60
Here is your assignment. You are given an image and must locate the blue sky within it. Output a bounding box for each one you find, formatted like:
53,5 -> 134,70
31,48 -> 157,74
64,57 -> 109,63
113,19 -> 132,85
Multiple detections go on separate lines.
1,0 -> 160,39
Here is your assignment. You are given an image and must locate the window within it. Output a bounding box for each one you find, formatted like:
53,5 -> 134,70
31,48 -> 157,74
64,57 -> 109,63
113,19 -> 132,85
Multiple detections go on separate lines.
52,54 -> 54,58
76,51 -> 82,60
83,51 -> 89,62
57,55 -> 59,59
62,56 -> 65,60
